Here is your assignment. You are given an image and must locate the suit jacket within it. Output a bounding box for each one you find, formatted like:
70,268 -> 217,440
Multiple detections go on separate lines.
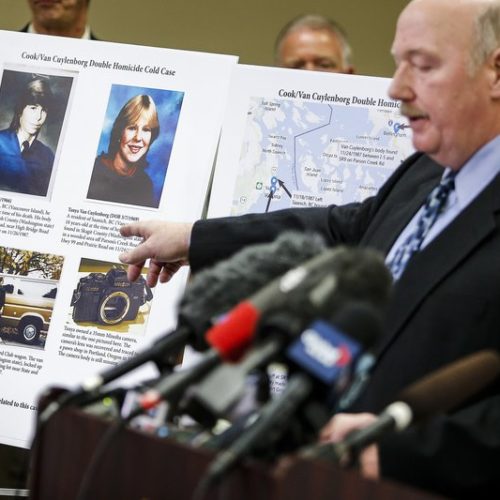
189,152 -> 500,498
0,129 -> 54,196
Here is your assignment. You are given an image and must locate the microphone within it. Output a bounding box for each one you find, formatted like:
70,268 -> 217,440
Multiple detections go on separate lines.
125,325 -> 286,421
186,301 -> 384,427
39,231 -> 325,422
302,349 -> 500,463
128,281 -> 348,422
204,374 -> 314,482
128,246 -> 390,425
203,246 -> 392,362
180,231 -> 326,350
200,300 -> 386,483
183,247 -> 391,425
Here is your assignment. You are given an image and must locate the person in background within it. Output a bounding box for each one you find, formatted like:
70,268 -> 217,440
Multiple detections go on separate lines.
21,0 -> 97,39
119,0 -> 500,497
274,14 -> 355,73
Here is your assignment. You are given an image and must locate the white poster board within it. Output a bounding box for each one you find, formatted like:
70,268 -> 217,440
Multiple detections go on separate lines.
0,30 -> 237,448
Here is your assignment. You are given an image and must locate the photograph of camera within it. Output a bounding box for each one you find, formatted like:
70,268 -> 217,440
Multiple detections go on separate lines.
71,267 -> 153,326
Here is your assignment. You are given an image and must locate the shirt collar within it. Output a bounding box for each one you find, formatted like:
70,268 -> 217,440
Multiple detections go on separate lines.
27,23 -> 91,40
447,134 -> 500,210
16,132 -> 35,149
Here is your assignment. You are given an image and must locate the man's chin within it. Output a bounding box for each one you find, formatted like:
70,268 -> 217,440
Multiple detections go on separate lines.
411,143 -> 447,166
411,137 -> 439,156
36,12 -> 67,29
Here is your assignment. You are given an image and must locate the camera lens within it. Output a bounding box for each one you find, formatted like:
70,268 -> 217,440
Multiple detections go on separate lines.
99,291 -> 130,325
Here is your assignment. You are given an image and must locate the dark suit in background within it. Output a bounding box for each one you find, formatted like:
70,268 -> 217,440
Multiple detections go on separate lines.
19,23 -> 98,40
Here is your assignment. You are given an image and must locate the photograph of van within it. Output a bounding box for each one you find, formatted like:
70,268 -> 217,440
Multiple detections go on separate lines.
0,245 -> 64,348
0,275 -> 57,346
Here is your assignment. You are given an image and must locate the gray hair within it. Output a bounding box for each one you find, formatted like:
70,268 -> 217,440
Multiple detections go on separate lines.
274,14 -> 353,67
470,1 -> 500,73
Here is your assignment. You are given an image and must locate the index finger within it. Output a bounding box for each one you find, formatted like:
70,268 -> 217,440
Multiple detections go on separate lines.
126,262 -> 146,283
120,222 -> 151,239
119,240 -> 154,266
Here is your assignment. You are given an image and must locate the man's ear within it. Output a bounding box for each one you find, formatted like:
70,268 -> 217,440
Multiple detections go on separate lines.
490,47 -> 500,99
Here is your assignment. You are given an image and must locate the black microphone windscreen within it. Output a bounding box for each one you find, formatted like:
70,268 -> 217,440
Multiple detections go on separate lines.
326,246 -> 393,311
178,231 -> 326,346
399,350 -> 500,422
331,301 -> 384,350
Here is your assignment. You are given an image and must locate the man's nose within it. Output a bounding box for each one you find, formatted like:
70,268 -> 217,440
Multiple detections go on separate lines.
388,63 -> 414,102
304,61 -> 318,71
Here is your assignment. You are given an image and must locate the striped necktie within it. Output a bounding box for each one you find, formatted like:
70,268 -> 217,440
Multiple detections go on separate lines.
388,170 -> 456,280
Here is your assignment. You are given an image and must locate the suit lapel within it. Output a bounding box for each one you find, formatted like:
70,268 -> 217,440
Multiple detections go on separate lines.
361,155 -> 443,255
376,172 -> 500,358
366,178 -> 434,255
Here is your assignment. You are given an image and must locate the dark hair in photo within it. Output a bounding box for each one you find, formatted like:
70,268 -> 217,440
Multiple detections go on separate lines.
9,76 -> 54,132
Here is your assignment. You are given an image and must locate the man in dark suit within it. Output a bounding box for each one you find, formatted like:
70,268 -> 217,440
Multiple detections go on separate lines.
119,0 -> 500,497
21,0 -> 97,40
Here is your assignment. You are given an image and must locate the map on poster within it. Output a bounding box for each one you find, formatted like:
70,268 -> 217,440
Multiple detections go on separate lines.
231,96 -> 414,215
208,65 -> 415,220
